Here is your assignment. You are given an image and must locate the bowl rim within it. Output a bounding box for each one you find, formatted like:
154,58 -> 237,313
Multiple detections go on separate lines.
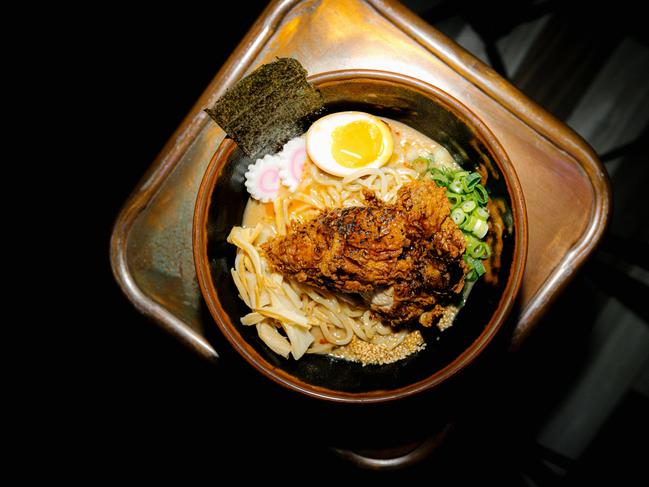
193,69 -> 528,403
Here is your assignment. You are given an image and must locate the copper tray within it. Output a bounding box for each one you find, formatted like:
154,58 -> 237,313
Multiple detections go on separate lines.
110,0 -> 610,460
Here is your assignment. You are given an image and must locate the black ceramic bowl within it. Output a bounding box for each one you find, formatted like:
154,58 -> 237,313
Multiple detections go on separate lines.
193,69 -> 527,403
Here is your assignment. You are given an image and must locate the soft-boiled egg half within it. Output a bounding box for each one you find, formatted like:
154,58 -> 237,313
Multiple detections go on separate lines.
306,111 -> 394,177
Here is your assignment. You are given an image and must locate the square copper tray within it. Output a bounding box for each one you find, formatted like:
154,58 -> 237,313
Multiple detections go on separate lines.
110,0 -> 610,364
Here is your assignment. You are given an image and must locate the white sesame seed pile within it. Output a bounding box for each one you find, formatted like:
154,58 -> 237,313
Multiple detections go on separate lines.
330,330 -> 426,366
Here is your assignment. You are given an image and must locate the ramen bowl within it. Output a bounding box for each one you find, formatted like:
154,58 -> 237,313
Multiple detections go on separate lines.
193,69 -> 527,403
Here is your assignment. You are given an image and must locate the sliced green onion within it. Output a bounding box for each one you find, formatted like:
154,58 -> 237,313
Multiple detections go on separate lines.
474,207 -> 489,220
463,216 -> 488,239
451,208 -> 466,225
430,166 -> 492,283
467,239 -> 480,257
429,167 -> 446,176
412,157 -> 431,175
462,216 -> 478,232
430,173 -> 449,186
472,219 -> 489,239
449,179 -> 463,194
464,255 -> 482,282
473,184 -> 489,204
468,240 -> 489,259
472,258 -> 486,276
461,200 -> 477,213
462,172 -> 482,192
446,192 -> 463,208
429,167 -> 449,186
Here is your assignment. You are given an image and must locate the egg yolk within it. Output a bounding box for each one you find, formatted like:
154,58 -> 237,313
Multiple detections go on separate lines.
331,120 -> 385,168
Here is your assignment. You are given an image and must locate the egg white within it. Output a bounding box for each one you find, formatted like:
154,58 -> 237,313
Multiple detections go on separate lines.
305,111 -> 394,177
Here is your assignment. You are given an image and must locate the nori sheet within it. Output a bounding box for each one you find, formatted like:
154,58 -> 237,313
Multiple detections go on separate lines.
205,58 -> 324,158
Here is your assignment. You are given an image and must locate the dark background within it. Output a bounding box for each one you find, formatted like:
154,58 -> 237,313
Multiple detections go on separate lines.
86,1 -> 648,483
85,0 -> 274,470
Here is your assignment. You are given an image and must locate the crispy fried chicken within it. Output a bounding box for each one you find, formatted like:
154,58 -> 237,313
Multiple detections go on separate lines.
261,180 -> 466,327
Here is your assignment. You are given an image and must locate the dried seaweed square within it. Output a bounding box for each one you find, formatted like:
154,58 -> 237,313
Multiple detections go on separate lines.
205,58 -> 323,158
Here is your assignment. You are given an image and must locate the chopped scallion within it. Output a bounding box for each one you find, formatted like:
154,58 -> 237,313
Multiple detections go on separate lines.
473,258 -> 486,276
427,165 -> 492,283
473,219 -> 489,239
446,192 -> 463,208
430,173 -> 448,186
451,208 -> 466,225
461,200 -> 477,213
466,237 -> 489,258
475,207 -> 489,220
473,184 -> 489,204
462,172 -> 482,192
449,179 -> 463,194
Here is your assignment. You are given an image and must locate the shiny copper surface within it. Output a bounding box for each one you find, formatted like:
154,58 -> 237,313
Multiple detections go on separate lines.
111,0 -> 610,362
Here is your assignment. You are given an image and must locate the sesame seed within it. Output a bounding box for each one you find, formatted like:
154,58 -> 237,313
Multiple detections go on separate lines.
330,330 -> 426,366
436,305 -> 458,331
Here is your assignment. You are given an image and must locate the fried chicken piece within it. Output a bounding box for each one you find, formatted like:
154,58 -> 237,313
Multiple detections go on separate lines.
261,180 -> 466,327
